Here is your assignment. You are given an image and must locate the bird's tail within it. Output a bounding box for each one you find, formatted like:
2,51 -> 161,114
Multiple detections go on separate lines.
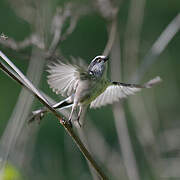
28,96 -> 73,123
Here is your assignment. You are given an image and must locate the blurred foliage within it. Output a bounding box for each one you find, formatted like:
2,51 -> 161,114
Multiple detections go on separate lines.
2,163 -> 22,180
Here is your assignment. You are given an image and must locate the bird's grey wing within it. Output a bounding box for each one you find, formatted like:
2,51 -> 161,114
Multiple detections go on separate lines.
47,59 -> 88,97
90,76 -> 161,108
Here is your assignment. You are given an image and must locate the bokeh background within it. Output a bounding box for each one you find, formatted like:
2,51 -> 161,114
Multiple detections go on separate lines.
0,0 -> 180,179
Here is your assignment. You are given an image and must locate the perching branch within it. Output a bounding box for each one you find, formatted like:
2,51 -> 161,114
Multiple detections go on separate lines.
0,51 -> 108,180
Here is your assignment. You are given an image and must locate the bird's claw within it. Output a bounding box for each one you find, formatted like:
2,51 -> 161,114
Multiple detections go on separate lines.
59,117 -> 72,128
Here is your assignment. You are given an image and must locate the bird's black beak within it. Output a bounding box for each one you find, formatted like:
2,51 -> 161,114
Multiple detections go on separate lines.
104,56 -> 109,62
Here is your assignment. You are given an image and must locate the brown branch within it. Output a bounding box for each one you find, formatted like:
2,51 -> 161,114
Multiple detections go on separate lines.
0,51 -> 108,180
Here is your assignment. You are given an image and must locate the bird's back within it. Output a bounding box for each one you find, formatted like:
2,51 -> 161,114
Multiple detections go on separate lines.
75,77 -> 109,105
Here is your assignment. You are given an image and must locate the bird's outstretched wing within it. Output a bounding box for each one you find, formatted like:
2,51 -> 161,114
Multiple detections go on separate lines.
90,76 -> 161,108
47,57 -> 88,97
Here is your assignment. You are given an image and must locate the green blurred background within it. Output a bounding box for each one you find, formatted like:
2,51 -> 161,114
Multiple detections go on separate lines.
0,0 -> 180,179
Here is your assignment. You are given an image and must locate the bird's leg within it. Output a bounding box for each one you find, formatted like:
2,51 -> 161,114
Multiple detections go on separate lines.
53,96 -> 73,109
68,102 -> 77,126
29,96 -> 74,124
76,106 -> 82,127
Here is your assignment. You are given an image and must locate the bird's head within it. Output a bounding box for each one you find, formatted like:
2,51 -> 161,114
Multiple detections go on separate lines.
88,55 -> 109,79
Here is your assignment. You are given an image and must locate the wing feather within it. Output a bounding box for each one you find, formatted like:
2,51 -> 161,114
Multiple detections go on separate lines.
90,84 -> 141,108
47,59 -> 87,97
90,77 -> 161,108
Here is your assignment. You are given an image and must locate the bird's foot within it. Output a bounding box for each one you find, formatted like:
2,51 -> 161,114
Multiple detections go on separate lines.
59,117 -> 72,128
67,119 -> 73,128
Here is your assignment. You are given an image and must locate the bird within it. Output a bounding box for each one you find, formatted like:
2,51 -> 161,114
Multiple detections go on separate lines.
30,55 -> 161,127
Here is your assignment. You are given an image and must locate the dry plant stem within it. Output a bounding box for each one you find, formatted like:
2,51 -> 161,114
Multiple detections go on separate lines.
136,13 -> 180,81
126,15 -> 180,176
0,51 -> 108,180
110,33 -> 140,180
8,50 -> 44,170
0,51 -> 45,175
123,0 -> 146,80
86,121 -> 127,179
103,18 -> 117,56
113,104 -> 140,180
122,1 -> 160,178
0,34 -> 45,50
48,7 -> 69,55
104,11 -> 140,179
0,2 -> 48,174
